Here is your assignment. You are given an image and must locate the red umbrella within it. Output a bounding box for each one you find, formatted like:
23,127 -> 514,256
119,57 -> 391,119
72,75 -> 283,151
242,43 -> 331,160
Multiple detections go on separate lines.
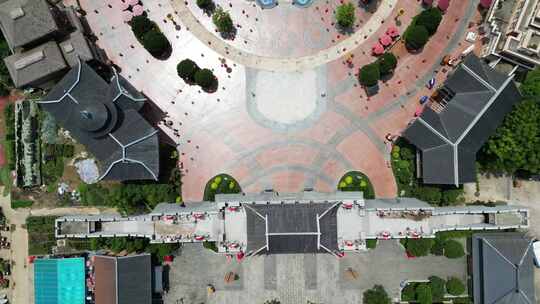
122,10 -> 133,22
438,0 -> 450,11
379,34 -> 393,47
386,26 -> 399,38
119,1 -> 129,10
372,43 -> 384,55
415,105 -> 425,117
480,0 -> 492,9
132,4 -> 144,16
423,0 -> 433,5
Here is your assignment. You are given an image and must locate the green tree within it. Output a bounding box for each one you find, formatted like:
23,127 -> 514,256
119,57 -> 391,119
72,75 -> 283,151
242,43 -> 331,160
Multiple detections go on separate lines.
363,285 -> 391,304
443,240 -> 465,258
481,99 -> 540,174
377,52 -> 398,75
520,67 -> 540,97
405,238 -> 434,257
359,63 -> 380,87
413,186 -> 442,205
177,59 -> 200,83
196,0 -> 213,10
446,277 -> 465,296
141,30 -> 170,57
212,8 -> 234,34
416,7 -> 443,35
416,283 -> 433,304
405,25 -> 430,50
335,3 -> 356,28
130,15 -> 155,39
194,68 -> 216,89
428,276 -> 446,302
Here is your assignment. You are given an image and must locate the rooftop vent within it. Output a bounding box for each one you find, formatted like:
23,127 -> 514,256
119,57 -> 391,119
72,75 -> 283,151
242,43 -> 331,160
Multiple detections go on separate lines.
14,50 -> 45,70
9,7 -> 24,19
62,43 -> 74,53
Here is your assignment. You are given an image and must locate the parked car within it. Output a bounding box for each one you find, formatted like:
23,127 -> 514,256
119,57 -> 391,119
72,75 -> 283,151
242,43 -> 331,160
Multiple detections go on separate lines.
533,240 -> 540,268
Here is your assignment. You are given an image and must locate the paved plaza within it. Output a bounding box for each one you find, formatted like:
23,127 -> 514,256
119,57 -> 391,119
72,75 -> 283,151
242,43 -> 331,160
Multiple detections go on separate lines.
165,241 -> 467,304
76,0 -> 483,201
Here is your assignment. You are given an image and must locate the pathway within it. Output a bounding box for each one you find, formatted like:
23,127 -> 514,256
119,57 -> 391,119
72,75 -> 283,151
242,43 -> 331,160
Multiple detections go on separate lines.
171,0 -> 398,71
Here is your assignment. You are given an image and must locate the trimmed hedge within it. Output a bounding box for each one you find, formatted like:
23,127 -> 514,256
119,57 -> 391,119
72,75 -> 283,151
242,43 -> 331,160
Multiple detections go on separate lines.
194,68 -> 217,90
11,199 -> 33,209
403,238 -> 434,257
416,7 -> 443,35
377,52 -> 398,75
443,239 -> 465,258
129,15 -> 171,59
359,63 -> 380,87
416,283 -> 432,304
177,59 -> 199,83
429,276 -> 446,302
366,239 -> 377,249
405,25 -> 430,50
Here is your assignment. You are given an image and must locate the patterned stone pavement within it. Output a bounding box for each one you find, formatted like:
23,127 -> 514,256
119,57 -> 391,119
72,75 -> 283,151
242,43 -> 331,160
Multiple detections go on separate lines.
76,0 -> 481,201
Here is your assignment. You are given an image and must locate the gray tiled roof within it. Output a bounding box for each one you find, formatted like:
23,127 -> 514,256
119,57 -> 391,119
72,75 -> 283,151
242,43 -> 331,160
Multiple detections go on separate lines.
472,233 -> 535,304
0,0 -> 58,49
245,203 -> 338,254
39,61 -> 160,181
403,54 -> 521,185
117,255 -> 152,304
59,30 -> 95,67
4,40 -> 67,88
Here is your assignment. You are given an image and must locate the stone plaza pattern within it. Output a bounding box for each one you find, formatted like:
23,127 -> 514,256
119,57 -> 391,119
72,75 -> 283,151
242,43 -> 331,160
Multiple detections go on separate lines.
56,191 -> 530,256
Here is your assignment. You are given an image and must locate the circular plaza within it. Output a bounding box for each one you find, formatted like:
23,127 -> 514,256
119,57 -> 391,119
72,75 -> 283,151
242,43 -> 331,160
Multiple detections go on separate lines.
73,0 -> 484,201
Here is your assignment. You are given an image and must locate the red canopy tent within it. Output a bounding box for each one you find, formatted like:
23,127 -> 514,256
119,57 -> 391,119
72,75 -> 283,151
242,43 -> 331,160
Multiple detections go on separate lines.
438,0 -> 450,11
379,34 -> 393,47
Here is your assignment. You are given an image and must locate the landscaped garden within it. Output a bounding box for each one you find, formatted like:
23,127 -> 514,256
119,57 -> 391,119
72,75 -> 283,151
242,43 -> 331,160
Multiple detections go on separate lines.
337,171 -> 375,199
401,276 -> 469,304
26,216 -> 58,255
363,284 -> 391,304
391,138 -> 464,206
203,174 -> 241,201
129,15 -> 171,59
400,231 -> 465,259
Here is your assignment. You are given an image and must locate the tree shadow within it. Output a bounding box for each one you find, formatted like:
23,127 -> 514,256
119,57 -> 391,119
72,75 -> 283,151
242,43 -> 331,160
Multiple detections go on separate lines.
219,26 -> 237,40
202,2 -> 216,16
201,76 -> 219,94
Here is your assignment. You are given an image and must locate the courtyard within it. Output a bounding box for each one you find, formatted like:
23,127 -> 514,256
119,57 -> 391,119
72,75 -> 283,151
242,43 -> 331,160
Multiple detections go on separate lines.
73,0 -> 485,201
165,240 -> 467,304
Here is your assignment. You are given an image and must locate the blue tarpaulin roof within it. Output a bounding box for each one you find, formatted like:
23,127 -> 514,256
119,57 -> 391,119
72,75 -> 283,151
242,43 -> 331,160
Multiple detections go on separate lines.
34,258 -> 86,304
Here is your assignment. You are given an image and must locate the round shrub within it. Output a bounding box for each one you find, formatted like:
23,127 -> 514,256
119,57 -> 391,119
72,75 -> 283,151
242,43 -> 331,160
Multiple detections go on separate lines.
194,68 -> 216,89
345,175 -> 353,184
428,276 -> 446,302
405,25 -> 429,50
377,52 -> 398,75
443,239 -> 465,258
177,59 -> 200,83
196,0 -> 213,10
336,2 -> 356,28
431,238 -> 445,256
359,63 -> 380,87
363,285 -> 391,304
130,15 -> 154,39
141,30 -> 170,56
392,151 -> 400,159
446,277 -> 465,296
212,8 -> 233,34
416,7 -> 443,35
415,283 -> 432,304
